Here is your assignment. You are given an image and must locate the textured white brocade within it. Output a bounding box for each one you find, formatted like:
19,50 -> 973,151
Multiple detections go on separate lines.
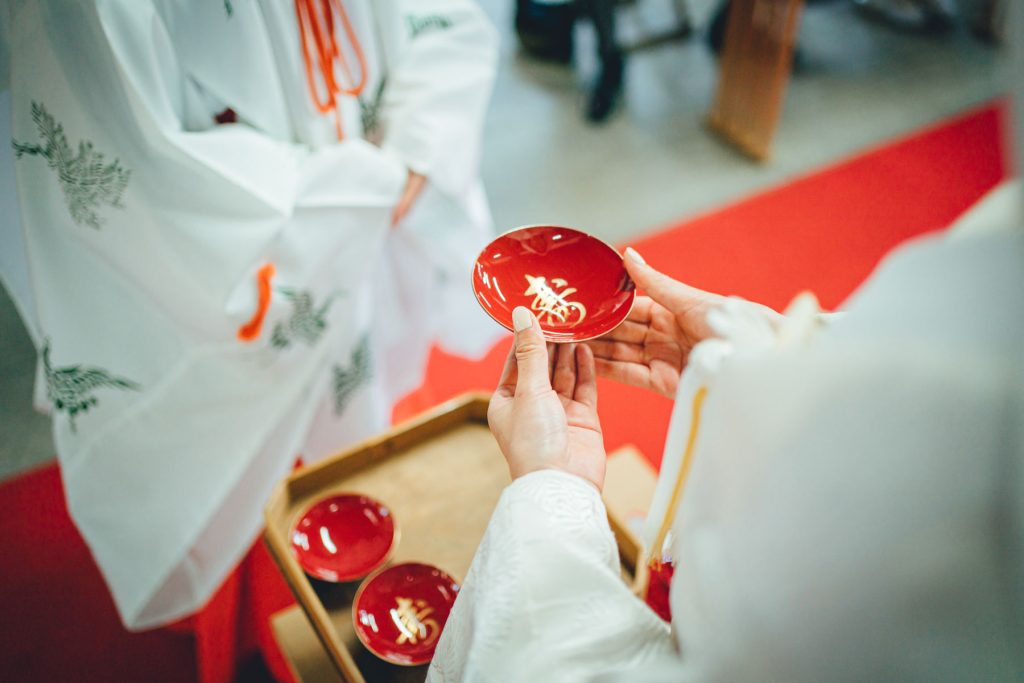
428,470 -> 675,682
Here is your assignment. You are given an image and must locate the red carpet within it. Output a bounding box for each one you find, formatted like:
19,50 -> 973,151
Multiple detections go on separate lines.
0,101 -> 1009,683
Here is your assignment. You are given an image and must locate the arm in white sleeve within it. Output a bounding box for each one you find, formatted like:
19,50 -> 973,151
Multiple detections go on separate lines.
429,469 -> 676,683
77,0 -> 404,225
15,0 -> 407,318
379,0 -> 498,196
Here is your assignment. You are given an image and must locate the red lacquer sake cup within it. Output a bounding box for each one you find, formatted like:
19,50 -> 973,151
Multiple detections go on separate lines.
472,225 -> 636,342
352,562 -> 460,666
290,494 -> 397,583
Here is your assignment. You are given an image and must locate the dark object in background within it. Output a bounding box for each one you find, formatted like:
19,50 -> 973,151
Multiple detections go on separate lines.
586,51 -> 624,123
514,0 -> 625,124
583,0 -> 625,123
515,0 -> 577,64
968,0 -> 1006,44
214,107 -> 238,125
707,0 -> 731,56
851,0 -> 956,34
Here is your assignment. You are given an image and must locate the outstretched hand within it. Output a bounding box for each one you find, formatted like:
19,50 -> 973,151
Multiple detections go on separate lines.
587,247 -> 780,398
488,307 -> 606,491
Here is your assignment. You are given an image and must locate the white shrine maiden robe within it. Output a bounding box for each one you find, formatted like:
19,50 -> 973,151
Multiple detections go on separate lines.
1,0 -> 499,629
429,226 -> 1024,681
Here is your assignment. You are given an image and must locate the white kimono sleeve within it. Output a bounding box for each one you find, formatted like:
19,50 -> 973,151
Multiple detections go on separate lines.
428,469 -> 676,683
90,0 -> 405,228
369,0 -> 503,382
379,0 -> 498,197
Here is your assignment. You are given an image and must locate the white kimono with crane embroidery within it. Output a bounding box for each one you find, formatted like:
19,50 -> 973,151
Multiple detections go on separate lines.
0,0 -> 501,630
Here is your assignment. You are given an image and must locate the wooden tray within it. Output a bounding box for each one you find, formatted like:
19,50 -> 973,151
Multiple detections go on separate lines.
264,393 -> 648,682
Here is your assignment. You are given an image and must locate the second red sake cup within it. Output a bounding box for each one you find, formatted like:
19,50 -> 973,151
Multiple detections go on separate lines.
290,493 -> 397,583
352,562 -> 460,666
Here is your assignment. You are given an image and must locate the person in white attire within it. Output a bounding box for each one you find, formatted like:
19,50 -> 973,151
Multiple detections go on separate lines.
0,0 -> 501,631
427,16 -> 1024,683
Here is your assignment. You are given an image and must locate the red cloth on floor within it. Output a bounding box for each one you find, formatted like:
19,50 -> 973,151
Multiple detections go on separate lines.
0,461 -> 296,683
187,541 -> 296,683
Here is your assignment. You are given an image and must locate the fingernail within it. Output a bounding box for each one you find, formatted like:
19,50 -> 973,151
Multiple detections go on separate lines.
512,306 -> 533,332
625,247 -> 645,265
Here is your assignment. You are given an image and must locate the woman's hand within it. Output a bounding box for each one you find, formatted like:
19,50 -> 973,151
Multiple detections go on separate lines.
391,170 -> 427,227
488,307 -> 606,491
587,247 -> 781,398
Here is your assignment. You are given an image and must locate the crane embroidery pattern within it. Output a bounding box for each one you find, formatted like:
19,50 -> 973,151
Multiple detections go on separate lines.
523,274 -> 587,326
332,334 -> 372,415
12,102 -> 131,230
407,14 -> 453,39
271,288 -> 340,349
42,340 -> 140,432
360,79 -> 387,143
390,597 -> 440,646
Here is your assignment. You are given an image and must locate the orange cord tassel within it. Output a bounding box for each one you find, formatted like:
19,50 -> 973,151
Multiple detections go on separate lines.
294,0 -> 368,140
237,263 -> 276,342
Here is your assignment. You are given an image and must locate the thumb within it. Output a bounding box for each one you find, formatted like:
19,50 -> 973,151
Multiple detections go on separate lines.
511,306 -> 552,395
623,247 -> 704,311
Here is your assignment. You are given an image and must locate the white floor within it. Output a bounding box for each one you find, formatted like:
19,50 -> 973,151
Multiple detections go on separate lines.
0,0 -> 1005,481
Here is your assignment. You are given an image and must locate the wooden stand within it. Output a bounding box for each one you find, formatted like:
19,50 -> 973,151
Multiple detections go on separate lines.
706,0 -> 805,161
271,606 -> 345,683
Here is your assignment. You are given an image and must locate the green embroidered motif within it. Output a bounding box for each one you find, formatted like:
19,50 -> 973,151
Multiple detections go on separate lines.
12,102 -> 131,230
359,79 -> 387,142
332,335 -> 372,415
42,339 -> 140,432
224,0 -> 233,17
270,288 -> 340,349
407,14 -> 453,38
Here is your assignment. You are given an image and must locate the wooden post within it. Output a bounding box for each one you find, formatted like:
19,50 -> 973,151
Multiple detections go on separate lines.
706,0 -> 805,161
